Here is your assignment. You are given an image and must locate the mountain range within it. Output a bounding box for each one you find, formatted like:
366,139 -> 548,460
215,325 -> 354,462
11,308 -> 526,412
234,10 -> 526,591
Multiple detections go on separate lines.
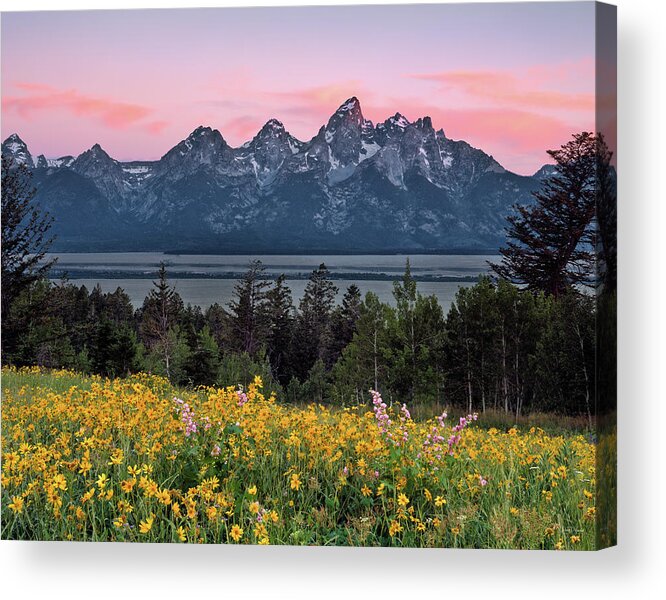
2,97 -> 548,253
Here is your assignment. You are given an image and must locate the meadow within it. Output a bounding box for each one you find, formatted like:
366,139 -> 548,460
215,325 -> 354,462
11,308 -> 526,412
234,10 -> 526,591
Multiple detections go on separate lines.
1,367 -> 597,549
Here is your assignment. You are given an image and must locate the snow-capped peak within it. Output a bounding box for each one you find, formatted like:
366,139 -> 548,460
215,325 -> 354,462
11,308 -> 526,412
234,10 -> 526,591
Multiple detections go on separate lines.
1,133 -> 34,167
388,113 -> 410,128
87,143 -> 114,160
5,133 -> 23,144
188,126 -> 218,140
337,96 -> 361,114
255,119 -> 288,139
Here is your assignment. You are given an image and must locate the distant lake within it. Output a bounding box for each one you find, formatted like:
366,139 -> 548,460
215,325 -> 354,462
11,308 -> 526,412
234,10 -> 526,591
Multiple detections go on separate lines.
47,253 -> 499,311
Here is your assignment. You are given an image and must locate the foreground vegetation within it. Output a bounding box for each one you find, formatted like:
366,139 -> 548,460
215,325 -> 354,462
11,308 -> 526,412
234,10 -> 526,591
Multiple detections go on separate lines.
2,368 -> 597,549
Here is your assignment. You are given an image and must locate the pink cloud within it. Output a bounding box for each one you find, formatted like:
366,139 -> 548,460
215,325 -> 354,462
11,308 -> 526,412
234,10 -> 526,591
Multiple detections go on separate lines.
524,57 -> 595,87
431,107 -> 572,150
408,69 -> 594,112
142,120 -> 169,135
221,115 -> 266,141
3,82 -> 162,132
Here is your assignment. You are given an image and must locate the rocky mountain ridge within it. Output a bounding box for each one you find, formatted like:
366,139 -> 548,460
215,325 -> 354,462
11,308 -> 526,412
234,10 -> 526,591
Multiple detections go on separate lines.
2,97 -> 547,252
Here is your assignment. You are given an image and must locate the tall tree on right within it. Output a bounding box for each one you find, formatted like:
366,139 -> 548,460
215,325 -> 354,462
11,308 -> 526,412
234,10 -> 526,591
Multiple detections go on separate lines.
491,132 -> 613,297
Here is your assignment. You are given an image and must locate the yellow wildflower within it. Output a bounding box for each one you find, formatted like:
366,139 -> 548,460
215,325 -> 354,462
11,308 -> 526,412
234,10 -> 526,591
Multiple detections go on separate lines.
8,496 -> 24,514
108,448 -> 124,466
121,478 -> 136,493
388,521 -> 403,537
139,514 -> 155,534
290,473 -> 301,491
113,515 -> 127,528
156,489 -> 171,505
229,524 -> 243,542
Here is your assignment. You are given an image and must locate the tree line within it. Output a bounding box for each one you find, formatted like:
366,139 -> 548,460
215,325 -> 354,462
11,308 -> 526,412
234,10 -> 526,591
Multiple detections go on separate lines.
0,259 -> 595,419
1,132 -> 615,420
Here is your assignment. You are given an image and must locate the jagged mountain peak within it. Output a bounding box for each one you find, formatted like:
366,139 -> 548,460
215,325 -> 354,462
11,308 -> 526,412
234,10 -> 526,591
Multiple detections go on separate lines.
387,113 -> 410,128
189,125 -> 217,137
4,132 -> 25,144
71,143 -> 120,179
76,143 -> 116,164
2,133 -> 34,167
90,142 -> 108,154
414,116 -> 434,130
252,119 -> 296,144
162,126 -> 229,167
337,96 -> 361,114
262,118 -> 286,132
184,126 -> 225,146
327,96 -> 366,130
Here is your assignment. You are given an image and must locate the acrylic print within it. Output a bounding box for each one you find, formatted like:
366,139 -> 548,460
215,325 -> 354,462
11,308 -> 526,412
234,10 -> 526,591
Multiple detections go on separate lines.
0,2 -> 616,549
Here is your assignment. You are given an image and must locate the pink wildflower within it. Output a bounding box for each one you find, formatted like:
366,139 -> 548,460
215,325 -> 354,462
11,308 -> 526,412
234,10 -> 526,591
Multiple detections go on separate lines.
236,386 -> 249,407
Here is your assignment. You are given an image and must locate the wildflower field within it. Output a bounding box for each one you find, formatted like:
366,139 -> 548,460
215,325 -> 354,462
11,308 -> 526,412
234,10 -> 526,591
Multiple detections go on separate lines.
1,367 -> 597,549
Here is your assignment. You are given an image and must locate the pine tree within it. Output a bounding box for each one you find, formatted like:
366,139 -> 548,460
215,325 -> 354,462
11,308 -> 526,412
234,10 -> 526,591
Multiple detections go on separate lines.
329,283 -> 362,363
227,260 -> 271,356
1,156 -> 56,355
491,132 -> 602,297
530,292 -> 595,420
205,303 -> 228,348
387,259 -> 424,403
6,279 -> 75,368
265,274 -> 295,383
89,284 -> 105,321
303,359 -> 329,405
295,263 -> 338,377
186,325 -> 220,386
139,262 -> 185,381
443,277 -> 499,413
594,134 -> 616,293
145,326 -> 190,385
92,320 -> 141,376
331,291 -> 390,402
103,287 -> 135,324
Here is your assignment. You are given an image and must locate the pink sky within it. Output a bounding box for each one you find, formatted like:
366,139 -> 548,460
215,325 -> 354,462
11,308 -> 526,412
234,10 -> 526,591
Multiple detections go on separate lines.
1,4 -> 600,175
